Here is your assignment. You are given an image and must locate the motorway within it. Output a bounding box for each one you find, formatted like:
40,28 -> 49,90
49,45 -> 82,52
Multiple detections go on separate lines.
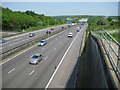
2,24 -> 87,88
1,24 -> 70,54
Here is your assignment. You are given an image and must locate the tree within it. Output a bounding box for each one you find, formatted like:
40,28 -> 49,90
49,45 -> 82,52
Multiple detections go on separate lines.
97,19 -> 107,25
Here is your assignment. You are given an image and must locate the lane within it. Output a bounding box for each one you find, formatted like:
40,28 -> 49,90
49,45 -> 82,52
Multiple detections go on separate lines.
48,26 -> 86,88
2,24 -> 87,88
1,24 -> 70,53
2,25 -> 78,88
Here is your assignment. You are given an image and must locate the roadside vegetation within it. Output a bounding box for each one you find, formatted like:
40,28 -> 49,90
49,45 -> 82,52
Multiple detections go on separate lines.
86,16 -> 119,42
2,7 -> 66,32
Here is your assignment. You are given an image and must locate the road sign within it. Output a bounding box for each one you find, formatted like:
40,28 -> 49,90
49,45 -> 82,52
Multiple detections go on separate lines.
67,20 -> 71,23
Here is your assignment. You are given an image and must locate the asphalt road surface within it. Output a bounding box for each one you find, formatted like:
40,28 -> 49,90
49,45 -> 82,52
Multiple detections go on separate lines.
1,24 -> 71,54
2,24 -> 87,88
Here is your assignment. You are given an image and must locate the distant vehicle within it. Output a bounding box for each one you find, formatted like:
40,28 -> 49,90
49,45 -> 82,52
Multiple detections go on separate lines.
29,32 -> 35,37
72,23 -> 75,26
76,29 -> 79,32
68,25 -> 70,27
0,39 -> 6,44
46,31 -> 51,34
76,27 -> 80,32
29,54 -> 43,64
51,28 -> 54,31
62,27 -> 64,29
68,32 -> 73,38
38,40 -> 47,46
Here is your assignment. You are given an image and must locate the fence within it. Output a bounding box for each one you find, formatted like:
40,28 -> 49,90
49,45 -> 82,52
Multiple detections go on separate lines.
93,29 -> 120,82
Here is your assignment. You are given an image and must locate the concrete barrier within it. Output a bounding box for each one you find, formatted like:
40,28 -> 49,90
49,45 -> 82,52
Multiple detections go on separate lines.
76,32 -> 117,88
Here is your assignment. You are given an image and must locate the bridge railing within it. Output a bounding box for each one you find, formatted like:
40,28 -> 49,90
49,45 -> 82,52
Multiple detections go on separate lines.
93,29 -> 120,82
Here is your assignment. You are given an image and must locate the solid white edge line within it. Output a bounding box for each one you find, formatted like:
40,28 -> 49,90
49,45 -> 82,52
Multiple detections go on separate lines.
45,32 -> 80,89
0,29 -> 67,66
8,68 -> 15,74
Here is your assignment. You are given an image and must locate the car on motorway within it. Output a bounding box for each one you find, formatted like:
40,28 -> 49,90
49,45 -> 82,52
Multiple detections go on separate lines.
72,23 -> 75,26
62,26 -> 64,29
68,32 -> 73,38
76,29 -> 79,32
68,25 -> 71,27
29,32 -> 35,37
0,39 -> 6,44
29,54 -> 43,64
76,27 -> 80,32
51,28 -> 54,31
38,40 -> 47,46
46,31 -> 51,34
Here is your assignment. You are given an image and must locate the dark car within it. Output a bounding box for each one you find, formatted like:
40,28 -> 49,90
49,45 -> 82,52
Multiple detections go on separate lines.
46,31 -> 51,34
68,25 -> 70,27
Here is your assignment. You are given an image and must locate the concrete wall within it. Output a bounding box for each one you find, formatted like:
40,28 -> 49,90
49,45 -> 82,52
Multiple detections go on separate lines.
76,32 -> 116,88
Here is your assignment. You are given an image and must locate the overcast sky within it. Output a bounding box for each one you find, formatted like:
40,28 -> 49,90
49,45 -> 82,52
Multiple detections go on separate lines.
2,1 -> 119,16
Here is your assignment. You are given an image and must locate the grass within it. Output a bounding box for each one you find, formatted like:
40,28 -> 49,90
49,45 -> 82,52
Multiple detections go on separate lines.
110,32 -> 120,43
25,24 -> 65,32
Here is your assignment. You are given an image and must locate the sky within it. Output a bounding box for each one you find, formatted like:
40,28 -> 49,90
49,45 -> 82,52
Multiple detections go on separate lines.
2,1 -> 118,16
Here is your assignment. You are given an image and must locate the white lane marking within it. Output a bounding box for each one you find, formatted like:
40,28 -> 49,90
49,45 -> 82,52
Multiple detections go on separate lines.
45,57 -> 48,60
0,27 -> 68,65
0,45 -> 37,66
53,48 -> 56,51
45,32 -> 79,89
8,68 -> 15,74
0,46 -> 4,49
14,38 -> 21,41
29,70 -> 35,76
42,48 -> 45,50
46,30 -> 66,40
22,39 -> 29,42
9,42 -> 19,46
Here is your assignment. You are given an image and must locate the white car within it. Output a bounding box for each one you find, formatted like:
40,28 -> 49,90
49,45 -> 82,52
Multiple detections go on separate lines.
29,32 -> 35,37
68,33 -> 73,38
38,40 -> 47,46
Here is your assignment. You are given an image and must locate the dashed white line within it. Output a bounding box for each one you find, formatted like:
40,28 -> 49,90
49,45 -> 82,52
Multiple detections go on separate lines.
8,68 -> 15,74
53,48 -> 56,50
22,39 -> 29,42
42,48 -> 45,50
9,42 -> 19,46
29,70 -> 35,76
0,26 -> 68,65
45,32 -> 79,89
45,57 -> 48,60
14,38 -> 21,41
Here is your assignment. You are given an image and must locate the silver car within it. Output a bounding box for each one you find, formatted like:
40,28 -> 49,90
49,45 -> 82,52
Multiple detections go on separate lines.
29,32 -> 35,37
29,54 -> 43,64
38,40 -> 47,46
0,39 -> 6,44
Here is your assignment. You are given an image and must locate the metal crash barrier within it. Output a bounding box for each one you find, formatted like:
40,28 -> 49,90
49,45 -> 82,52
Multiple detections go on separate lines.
94,29 -> 120,82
